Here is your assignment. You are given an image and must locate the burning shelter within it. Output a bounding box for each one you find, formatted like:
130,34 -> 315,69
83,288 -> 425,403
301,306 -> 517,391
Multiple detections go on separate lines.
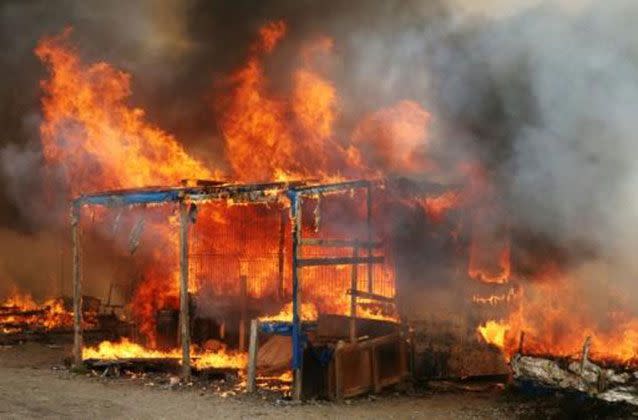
71,178 -> 443,399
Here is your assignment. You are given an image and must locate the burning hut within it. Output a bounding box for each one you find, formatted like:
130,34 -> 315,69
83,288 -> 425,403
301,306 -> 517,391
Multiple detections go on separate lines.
71,178 -> 443,399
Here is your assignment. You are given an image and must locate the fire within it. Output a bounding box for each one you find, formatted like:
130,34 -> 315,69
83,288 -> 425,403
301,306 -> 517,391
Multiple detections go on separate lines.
35,28 -> 215,195
468,226 -> 510,284
35,28 -> 218,344
421,191 -> 461,223
475,265 -> 638,365
26,19 -> 638,380
472,287 -> 518,306
259,302 -> 319,322
0,290 -> 90,333
34,22 -> 425,359
220,21 -> 348,182
350,100 -> 431,177
477,320 -> 508,349
82,338 -> 247,370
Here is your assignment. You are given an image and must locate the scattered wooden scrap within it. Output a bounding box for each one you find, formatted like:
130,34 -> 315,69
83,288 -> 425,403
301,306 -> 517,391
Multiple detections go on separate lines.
511,338 -> 638,406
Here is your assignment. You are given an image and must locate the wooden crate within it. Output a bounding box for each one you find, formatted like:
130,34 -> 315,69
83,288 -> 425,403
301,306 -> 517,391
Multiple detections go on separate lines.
329,333 -> 410,399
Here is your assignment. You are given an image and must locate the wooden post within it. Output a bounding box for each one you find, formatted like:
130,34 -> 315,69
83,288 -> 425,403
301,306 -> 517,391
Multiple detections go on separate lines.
277,208 -> 286,301
247,319 -> 259,393
349,243 -> 358,343
239,275 -> 247,352
366,184 -> 373,293
179,199 -> 191,379
580,336 -> 592,374
290,193 -> 303,401
518,331 -> 526,355
71,203 -> 83,368
334,340 -> 345,401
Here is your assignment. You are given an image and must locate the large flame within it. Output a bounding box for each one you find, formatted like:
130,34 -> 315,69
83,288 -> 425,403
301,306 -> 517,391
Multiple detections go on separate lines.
31,21 -> 638,371
477,265 -> 638,365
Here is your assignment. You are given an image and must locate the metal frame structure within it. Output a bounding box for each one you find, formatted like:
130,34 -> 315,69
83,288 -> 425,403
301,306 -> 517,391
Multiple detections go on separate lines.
70,179 -> 386,399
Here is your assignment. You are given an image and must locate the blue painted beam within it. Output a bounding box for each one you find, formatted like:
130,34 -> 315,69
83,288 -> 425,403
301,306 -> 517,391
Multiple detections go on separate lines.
77,190 -> 182,206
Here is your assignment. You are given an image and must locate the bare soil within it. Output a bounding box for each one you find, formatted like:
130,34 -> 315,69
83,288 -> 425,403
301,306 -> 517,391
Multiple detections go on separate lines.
0,342 -> 632,419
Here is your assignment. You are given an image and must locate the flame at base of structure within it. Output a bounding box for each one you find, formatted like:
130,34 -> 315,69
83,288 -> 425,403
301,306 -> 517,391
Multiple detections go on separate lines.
82,338 -> 247,370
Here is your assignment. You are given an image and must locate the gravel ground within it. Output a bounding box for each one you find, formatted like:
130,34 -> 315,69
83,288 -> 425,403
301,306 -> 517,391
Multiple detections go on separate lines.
0,342 -> 633,419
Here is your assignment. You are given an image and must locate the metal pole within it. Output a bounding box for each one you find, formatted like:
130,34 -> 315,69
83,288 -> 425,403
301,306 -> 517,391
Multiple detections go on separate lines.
71,203 -> 83,367
366,183 -> 373,293
179,199 -> 191,379
290,192 -> 303,401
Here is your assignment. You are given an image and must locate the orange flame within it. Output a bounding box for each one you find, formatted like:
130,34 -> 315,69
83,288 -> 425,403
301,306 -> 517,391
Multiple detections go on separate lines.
82,338 -> 246,370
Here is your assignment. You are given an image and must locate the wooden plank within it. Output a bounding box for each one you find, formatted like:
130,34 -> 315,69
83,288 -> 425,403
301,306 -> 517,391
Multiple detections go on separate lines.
350,245 -> 358,344
334,341 -> 345,400
346,289 -> 395,304
291,194 -> 303,401
179,199 -> 191,379
297,256 -> 384,267
71,204 -> 83,368
299,238 -> 382,248
239,276 -> 247,352
246,319 -> 259,393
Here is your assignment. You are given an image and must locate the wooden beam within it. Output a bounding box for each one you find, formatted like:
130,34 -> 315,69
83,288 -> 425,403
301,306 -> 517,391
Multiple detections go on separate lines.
346,289 -> 395,304
246,319 -> 259,393
290,193 -> 303,401
71,204 -> 83,368
299,238 -> 382,248
179,199 -> 191,379
297,256 -> 384,267
334,340 -> 345,401
239,275 -> 247,352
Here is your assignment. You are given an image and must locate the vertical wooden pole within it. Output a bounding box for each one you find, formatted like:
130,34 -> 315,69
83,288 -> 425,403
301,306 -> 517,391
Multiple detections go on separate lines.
334,340 -> 344,401
349,243 -> 358,343
246,319 -> 259,393
277,208 -> 286,301
179,199 -> 191,379
366,184 -> 373,293
290,192 -> 303,401
71,203 -> 83,368
239,275 -> 247,352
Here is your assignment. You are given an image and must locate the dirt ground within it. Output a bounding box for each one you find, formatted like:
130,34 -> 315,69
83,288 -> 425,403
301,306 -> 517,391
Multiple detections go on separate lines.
0,342 -> 631,419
